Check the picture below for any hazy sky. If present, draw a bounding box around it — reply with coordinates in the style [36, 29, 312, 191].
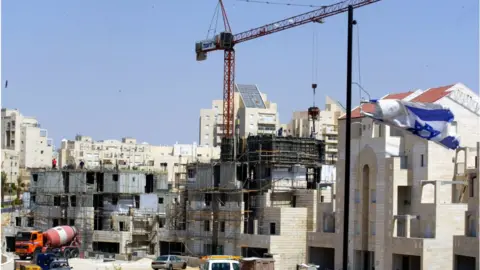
[2, 0, 478, 146]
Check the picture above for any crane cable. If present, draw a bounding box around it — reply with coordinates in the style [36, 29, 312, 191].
[311, 25, 319, 106]
[235, 0, 325, 8]
[206, 2, 222, 39]
[356, 24, 363, 97]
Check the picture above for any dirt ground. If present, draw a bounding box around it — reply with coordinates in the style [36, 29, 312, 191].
[68, 258, 199, 270]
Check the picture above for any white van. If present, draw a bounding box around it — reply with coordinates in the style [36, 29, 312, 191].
[200, 259, 240, 270]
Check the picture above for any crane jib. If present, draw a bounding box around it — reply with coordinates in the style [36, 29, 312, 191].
[233, 0, 381, 44]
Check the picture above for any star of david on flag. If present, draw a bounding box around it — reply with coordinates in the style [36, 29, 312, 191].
[362, 99, 460, 150]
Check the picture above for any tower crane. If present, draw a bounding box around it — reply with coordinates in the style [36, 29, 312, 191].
[195, 0, 381, 142]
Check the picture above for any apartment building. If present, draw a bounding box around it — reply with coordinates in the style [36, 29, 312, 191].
[287, 96, 345, 164]
[308, 82, 480, 270]
[58, 135, 220, 184]
[453, 142, 479, 270]
[199, 84, 280, 147]
[158, 135, 326, 269]
[6, 168, 175, 258]
[1, 108, 54, 183]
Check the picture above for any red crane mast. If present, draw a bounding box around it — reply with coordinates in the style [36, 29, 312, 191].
[195, 0, 381, 140]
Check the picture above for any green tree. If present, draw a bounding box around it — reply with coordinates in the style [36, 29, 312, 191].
[16, 175, 22, 200]
[1, 171, 7, 205]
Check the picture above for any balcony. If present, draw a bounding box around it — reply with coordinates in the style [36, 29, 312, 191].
[258, 117, 276, 125]
[323, 127, 338, 135]
[157, 229, 187, 241]
[307, 232, 336, 248]
[325, 136, 338, 144]
[326, 147, 338, 153]
[393, 214, 435, 239]
[239, 233, 271, 249]
[453, 235, 479, 258]
[92, 231, 131, 243]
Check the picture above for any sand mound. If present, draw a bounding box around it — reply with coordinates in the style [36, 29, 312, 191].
[132, 258, 152, 264]
[68, 258, 199, 270]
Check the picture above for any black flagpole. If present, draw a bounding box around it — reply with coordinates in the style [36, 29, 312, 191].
[342, 5, 356, 270]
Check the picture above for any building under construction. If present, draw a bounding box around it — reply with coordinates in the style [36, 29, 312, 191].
[11, 168, 174, 259]
[161, 135, 328, 269]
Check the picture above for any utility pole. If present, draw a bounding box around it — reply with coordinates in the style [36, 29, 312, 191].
[342, 5, 356, 270]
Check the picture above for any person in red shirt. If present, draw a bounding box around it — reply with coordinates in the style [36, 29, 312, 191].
[52, 158, 57, 169]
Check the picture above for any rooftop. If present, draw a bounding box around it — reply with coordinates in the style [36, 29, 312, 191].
[235, 84, 266, 109]
[339, 83, 458, 120]
[340, 91, 415, 119]
[411, 84, 454, 103]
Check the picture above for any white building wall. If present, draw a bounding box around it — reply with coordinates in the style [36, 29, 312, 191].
[1, 108, 54, 170]
[198, 85, 280, 146]
[2, 149, 20, 183]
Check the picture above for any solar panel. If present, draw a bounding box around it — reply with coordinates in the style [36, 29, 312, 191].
[235, 84, 266, 109]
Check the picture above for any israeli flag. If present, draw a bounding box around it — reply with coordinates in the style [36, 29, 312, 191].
[362, 99, 460, 150]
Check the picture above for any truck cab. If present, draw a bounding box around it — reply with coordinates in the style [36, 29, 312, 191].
[200, 259, 240, 270]
[15, 231, 45, 259]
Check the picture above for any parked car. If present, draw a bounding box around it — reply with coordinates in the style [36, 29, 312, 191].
[151, 255, 187, 270]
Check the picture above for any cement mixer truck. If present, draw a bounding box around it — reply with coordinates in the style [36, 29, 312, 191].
[15, 226, 81, 260]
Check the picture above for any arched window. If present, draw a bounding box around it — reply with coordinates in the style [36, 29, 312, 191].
[363, 165, 370, 184]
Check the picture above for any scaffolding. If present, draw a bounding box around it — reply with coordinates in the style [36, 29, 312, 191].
[163, 135, 326, 257]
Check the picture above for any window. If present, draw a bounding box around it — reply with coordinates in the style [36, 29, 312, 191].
[70, 195, 77, 207]
[53, 196, 60, 206]
[354, 221, 360, 235]
[205, 193, 212, 206]
[27, 217, 34, 227]
[420, 154, 425, 167]
[204, 220, 210, 231]
[374, 123, 382, 138]
[320, 196, 324, 203]
[40, 150, 44, 154]
[16, 217, 21, 226]
[370, 221, 376, 235]
[401, 155, 408, 169]
[119, 221, 126, 231]
[220, 221, 225, 232]
[371, 189, 376, 203]
[69, 219, 75, 226]
[354, 189, 360, 203]
[470, 177, 476, 198]
[158, 197, 164, 204]
[270, 223, 276, 235]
